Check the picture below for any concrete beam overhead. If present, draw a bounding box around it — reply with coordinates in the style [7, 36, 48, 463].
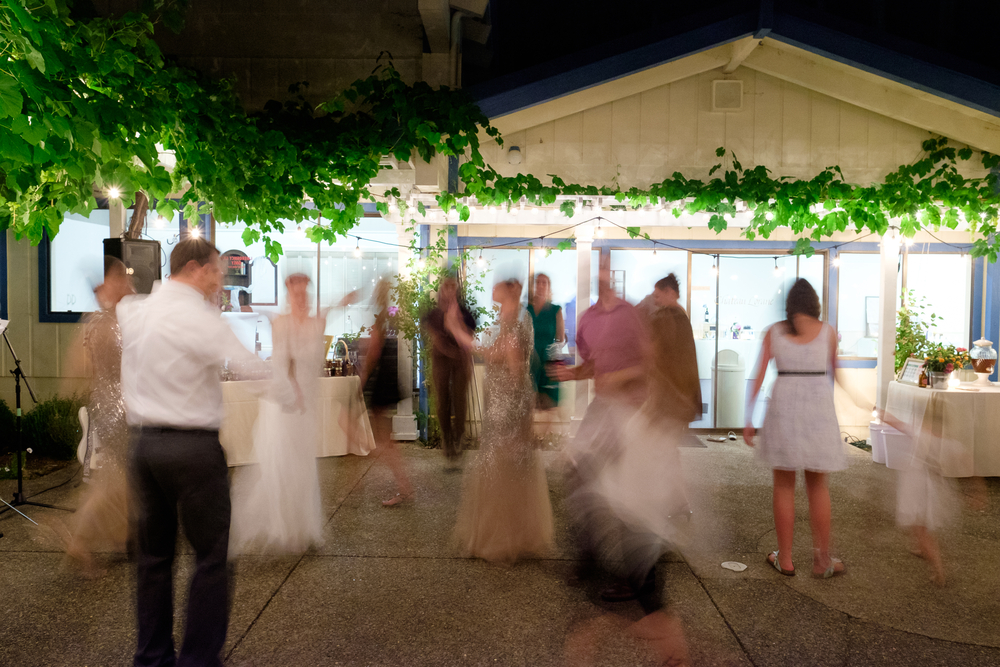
[419, 0, 452, 53]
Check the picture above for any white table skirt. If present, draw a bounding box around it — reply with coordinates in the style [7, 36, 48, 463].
[885, 381, 1000, 477]
[220, 376, 376, 466]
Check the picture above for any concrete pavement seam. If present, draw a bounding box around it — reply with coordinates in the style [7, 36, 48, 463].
[683, 557, 758, 667]
[223, 449, 381, 662]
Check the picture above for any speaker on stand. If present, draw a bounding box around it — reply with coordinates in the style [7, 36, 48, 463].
[103, 238, 162, 294]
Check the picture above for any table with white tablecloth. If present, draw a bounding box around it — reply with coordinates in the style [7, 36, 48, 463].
[884, 380, 1000, 477]
[220, 376, 376, 466]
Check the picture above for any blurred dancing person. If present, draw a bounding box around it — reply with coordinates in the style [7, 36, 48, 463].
[119, 238, 266, 667]
[645, 274, 702, 425]
[423, 276, 475, 466]
[745, 278, 847, 579]
[451, 277, 554, 563]
[879, 409, 956, 586]
[362, 279, 414, 507]
[229, 274, 325, 553]
[555, 255, 651, 596]
[59, 256, 135, 577]
[557, 257, 690, 665]
[526, 273, 565, 411]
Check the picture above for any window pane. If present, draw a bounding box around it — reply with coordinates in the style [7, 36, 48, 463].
[837, 253, 885, 357]
[906, 253, 972, 348]
[213, 218, 398, 358]
[465, 247, 530, 322]
[51, 211, 110, 313]
[609, 249, 688, 309]
[798, 254, 826, 314]
[142, 211, 180, 279]
[532, 247, 577, 354]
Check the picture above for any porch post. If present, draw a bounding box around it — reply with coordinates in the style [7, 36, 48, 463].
[875, 232, 900, 411]
[392, 221, 418, 440]
[574, 231, 593, 422]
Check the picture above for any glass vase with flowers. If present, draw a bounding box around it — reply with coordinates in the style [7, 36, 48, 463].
[923, 343, 971, 388]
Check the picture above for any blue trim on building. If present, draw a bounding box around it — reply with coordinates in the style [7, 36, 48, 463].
[417, 225, 430, 441]
[469, 3, 1000, 121]
[983, 259, 1000, 382]
[0, 229, 7, 321]
[838, 359, 878, 369]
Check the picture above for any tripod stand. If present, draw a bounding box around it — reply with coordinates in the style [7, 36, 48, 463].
[0, 322, 73, 533]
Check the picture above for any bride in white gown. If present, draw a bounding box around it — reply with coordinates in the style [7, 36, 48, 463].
[230, 274, 326, 555]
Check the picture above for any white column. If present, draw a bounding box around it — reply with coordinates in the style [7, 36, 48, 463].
[875, 231, 900, 410]
[574, 232, 593, 423]
[109, 199, 126, 238]
[392, 221, 418, 440]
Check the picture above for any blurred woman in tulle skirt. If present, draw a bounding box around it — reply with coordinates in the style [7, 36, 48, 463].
[451, 277, 554, 564]
[229, 274, 325, 555]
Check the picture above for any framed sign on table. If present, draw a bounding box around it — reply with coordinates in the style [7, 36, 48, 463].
[897, 357, 925, 386]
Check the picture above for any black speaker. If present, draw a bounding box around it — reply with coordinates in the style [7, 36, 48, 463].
[103, 238, 162, 294]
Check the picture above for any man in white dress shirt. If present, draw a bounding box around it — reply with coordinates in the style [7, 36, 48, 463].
[119, 237, 264, 667]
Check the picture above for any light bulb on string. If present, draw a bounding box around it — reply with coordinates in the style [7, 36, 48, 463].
[107, 187, 121, 200]
[476, 250, 485, 267]
[831, 256, 841, 268]
[190, 227, 200, 238]
[353, 238, 362, 258]
[773, 256, 782, 277]
[416, 258, 425, 270]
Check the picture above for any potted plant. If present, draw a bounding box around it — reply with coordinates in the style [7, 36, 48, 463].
[923, 343, 971, 388]
[895, 290, 937, 373]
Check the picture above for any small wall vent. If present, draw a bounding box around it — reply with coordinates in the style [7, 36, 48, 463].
[712, 80, 744, 112]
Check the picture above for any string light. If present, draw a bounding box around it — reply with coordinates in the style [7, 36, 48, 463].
[353, 238, 362, 257]
[107, 187, 121, 199]
[831, 256, 841, 268]
[476, 249, 485, 267]
[190, 227, 200, 238]
[773, 256, 782, 276]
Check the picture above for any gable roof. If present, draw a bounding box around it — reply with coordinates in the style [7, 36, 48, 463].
[469, 1, 1000, 153]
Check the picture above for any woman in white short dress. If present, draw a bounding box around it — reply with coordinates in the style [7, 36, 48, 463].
[745, 278, 847, 579]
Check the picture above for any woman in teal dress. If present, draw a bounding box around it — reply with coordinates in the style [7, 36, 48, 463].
[526, 273, 565, 410]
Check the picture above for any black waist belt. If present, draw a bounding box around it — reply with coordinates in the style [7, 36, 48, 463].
[777, 371, 826, 376]
[136, 426, 220, 436]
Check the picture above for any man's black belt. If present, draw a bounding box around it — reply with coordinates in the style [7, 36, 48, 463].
[777, 371, 827, 376]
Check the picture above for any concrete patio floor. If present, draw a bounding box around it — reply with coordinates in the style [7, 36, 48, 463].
[3, 437, 1000, 666]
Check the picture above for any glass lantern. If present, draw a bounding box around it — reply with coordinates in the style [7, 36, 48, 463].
[971, 339, 997, 386]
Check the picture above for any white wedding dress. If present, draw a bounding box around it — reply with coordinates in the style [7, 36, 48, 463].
[229, 315, 326, 555]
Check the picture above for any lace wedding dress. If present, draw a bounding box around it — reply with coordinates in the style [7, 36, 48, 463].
[230, 315, 326, 555]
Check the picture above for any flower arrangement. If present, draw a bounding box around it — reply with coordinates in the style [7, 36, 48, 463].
[923, 343, 971, 373]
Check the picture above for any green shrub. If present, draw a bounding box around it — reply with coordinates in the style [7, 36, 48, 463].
[21, 395, 86, 460]
[0, 400, 15, 455]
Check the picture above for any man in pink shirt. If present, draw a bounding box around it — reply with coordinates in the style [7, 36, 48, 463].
[556, 255, 655, 601]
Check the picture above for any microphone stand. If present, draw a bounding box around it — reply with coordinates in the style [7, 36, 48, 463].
[0, 325, 74, 531]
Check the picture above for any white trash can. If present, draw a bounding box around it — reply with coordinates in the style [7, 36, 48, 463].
[869, 420, 886, 464]
[713, 349, 746, 428]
